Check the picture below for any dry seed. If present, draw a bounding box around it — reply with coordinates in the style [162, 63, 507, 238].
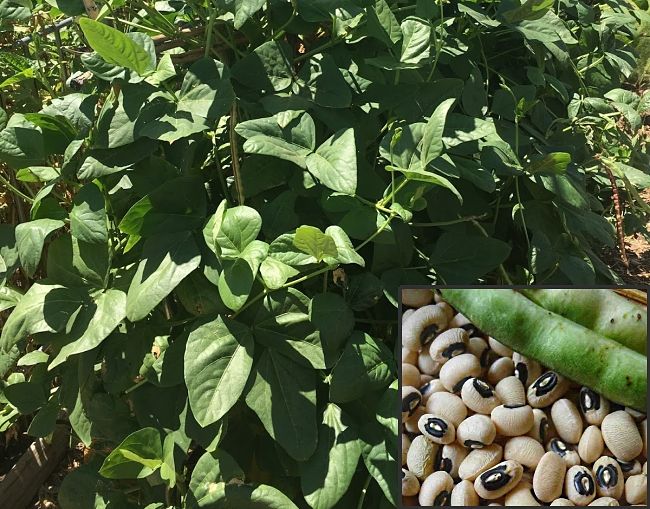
[578, 426, 604, 464]
[402, 469, 420, 496]
[601, 411, 643, 461]
[547, 438, 581, 467]
[418, 349, 442, 376]
[401, 386, 422, 420]
[488, 337, 513, 357]
[504, 480, 541, 506]
[565, 465, 596, 506]
[551, 398, 583, 445]
[401, 433, 411, 466]
[402, 288, 434, 308]
[402, 363, 421, 387]
[402, 304, 448, 350]
[624, 474, 646, 505]
[406, 434, 438, 480]
[528, 408, 550, 444]
[487, 357, 515, 386]
[592, 456, 624, 499]
[459, 444, 504, 481]
[426, 391, 468, 427]
[587, 497, 619, 506]
[439, 353, 482, 393]
[402, 347, 418, 366]
[551, 499, 576, 506]
[451, 479, 480, 506]
[512, 352, 542, 388]
[527, 371, 570, 408]
[430, 327, 469, 363]
[436, 442, 468, 479]
[404, 406, 427, 434]
[468, 336, 491, 368]
[419, 378, 445, 404]
[579, 387, 610, 426]
[491, 404, 534, 437]
[616, 458, 642, 478]
[462, 377, 501, 415]
[418, 413, 456, 445]
[457, 414, 497, 449]
[504, 436, 545, 470]
[418, 470, 454, 506]
[533, 451, 567, 502]
[474, 460, 523, 500]
[495, 376, 526, 407]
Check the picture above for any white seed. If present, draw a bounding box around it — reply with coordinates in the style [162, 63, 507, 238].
[601, 410, 643, 461]
[624, 474, 647, 505]
[402, 304, 448, 351]
[547, 438, 581, 467]
[551, 398, 583, 444]
[491, 404, 534, 437]
[468, 336, 491, 367]
[504, 436, 545, 470]
[534, 451, 567, 502]
[402, 363, 421, 387]
[462, 377, 501, 415]
[418, 470, 454, 506]
[418, 349, 442, 376]
[402, 347, 418, 366]
[527, 371, 570, 408]
[401, 433, 411, 466]
[429, 328, 469, 363]
[578, 425, 604, 464]
[450, 479, 479, 506]
[579, 388, 610, 426]
[437, 442, 468, 479]
[487, 357, 515, 386]
[488, 336, 513, 357]
[496, 376, 526, 407]
[404, 406, 427, 434]
[401, 386, 422, 420]
[402, 288, 434, 308]
[592, 456, 624, 499]
[512, 352, 542, 388]
[418, 413, 456, 445]
[426, 391, 468, 427]
[588, 497, 619, 506]
[402, 308, 415, 323]
[407, 434, 438, 480]
[457, 414, 497, 449]
[550, 498, 576, 506]
[459, 444, 504, 481]
[565, 465, 596, 506]
[439, 353, 482, 393]
[527, 408, 550, 444]
[504, 480, 541, 506]
[474, 460, 523, 500]
[402, 468, 420, 496]
[616, 458, 642, 478]
[419, 378, 445, 404]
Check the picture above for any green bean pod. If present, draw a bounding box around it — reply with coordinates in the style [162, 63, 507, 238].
[520, 289, 647, 355]
[440, 289, 647, 411]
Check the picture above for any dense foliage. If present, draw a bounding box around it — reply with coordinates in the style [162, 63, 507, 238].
[0, 0, 648, 508]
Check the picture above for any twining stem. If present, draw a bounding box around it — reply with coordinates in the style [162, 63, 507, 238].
[273, 8, 296, 40]
[356, 474, 372, 509]
[355, 212, 398, 251]
[205, 7, 217, 58]
[411, 214, 488, 227]
[229, 104, 245, 205]
[599, 156, 629, 269]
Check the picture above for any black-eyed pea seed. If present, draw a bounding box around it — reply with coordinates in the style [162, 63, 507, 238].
[419, 373, 433, 387]
[488, 337, 513, 357]
[402, 363, 421, 387]
[404, 406, 427, 434]
[430, 327, 469, 363]
[451, 479, 479, 506]
[639, 418, 646, 458]
[593, 456, 624, 499]
[474, 460, 523, 500]
[495, 376, 526, 407]
[418, 349, 442, 376]
[462, 377, 501, 415]
[457, 414, 497, 449]
[426, 391, 468, 427]
[601, 411, 643, 461]
[402, 304, 448, 350]
[401, 386, 422, 420]
[504, 436, 545, 470]
[487, 357, 515, 386]
[624, 474, 647, 505]
[437, 301, 455, 322]
[551, 499, 576, 506]
[527, 371, 570, 408]
[491, 404, 534, 437]
[418, 470, 454, 506]
[528, 408, 550, 444]
[504, 480, 541, 506]
[401, 434, 410, 466]
[579, 388, 610, 426]
[578, 425, 604, 464]
[487, 500, 505, 506]
[402, 347, 418, 366]
[547, 438, 581, 467]
[459, 444, 503, 481]
[418, 413, 456, 445]
[512, 352, 542, 388]
[468, 336, 491, 368]
[436, 442, 468, 479]
[401, 288, 434, 308]
[449, 312, 483, 338]
[551, 398, 583, 444]
[588, 497, 619, 506]
[402, 468, 420, 496]
[565, 465, 596, 506]
[533, 451, 567, 502]
[402, 308, 415, 323]
[406, 434, 438, 480]
[419, 378, 445, 405]
[439, 353, 482, 393]
[616, 458, 642, 478]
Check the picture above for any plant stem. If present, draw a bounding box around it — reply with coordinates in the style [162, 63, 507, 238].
[295, 38, 341, 62]
[355, 212, 397, 251]
[411, 214, 488, 227]
[205, 7, 217, 58]
[273, 8, 296, 40]
[356, 474, 372, 509]
[229, 104, 245, 204]
[355, 195, 393, 215]
[0, 173, 34, 203]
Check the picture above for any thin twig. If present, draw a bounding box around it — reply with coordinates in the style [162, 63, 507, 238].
[229, 104, 245, 205]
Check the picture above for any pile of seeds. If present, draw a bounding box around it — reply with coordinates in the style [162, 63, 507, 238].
[401, 289, 648, 507]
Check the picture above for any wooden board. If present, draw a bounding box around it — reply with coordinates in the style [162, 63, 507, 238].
[0, 425, 69, 509]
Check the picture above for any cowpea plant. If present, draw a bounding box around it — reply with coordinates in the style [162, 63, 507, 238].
[0, 0, 648, 507]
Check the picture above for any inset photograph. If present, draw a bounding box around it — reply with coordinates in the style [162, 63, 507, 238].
[400, 287, 647, 507]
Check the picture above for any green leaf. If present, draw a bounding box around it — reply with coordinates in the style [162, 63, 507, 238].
[323, 225, 365, 267]
[421, 98, 456, 168]
[500, 0, 555, 23]
[329, 331, 395, 403]
[177, 58, 234, 122]
[70, 182, 108, 244]
[309, 292, 355, 364]
[58, 467, 137, 509]
[17, 349, 48, 366]
[126, 232, 201, 322]
[4, 381, 47, 413]
[268, 233, 318, 266]
[0, 283, 88, 352]
[400, 17, 431, 65]
[526, 152, 571, 175]
[47, 234, 109, 288]
[387, 165, 463, 203]
[15, 218, 63, 278]
[296, 54, 352, 108]
[187, 450, 244, 509]
[99, 427, 163, 479]
[214, 206, 263, 258]
[49, 289, 126, 370]
[300, 404, 361, 509]
[184, 316, 254, 427]
[253, 288, 325, 369]
[78, 18, 155, 76]
[429, 231, 512, 283]
[26, 397, 60, 438]
[0, 113, 45, 168]
[231, 40, 294, 92]
[186, 482, 299, 508]
[218, 241, 268, 311]
[259, 256, 299, 289]
[293, 226, 338, 262]
[306, 128, 357, 194]
[360, 422, 398, 506]
[245, 349, 317, 461]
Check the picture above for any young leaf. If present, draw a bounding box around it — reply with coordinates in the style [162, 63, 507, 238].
[99, 427, 163, 479]
[420, 97, 456, 168]
[184, 316, 254, 427]
[214, 206, 263, 258]
[293, 226, 338, 263]
[78, 18, 155, 76]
